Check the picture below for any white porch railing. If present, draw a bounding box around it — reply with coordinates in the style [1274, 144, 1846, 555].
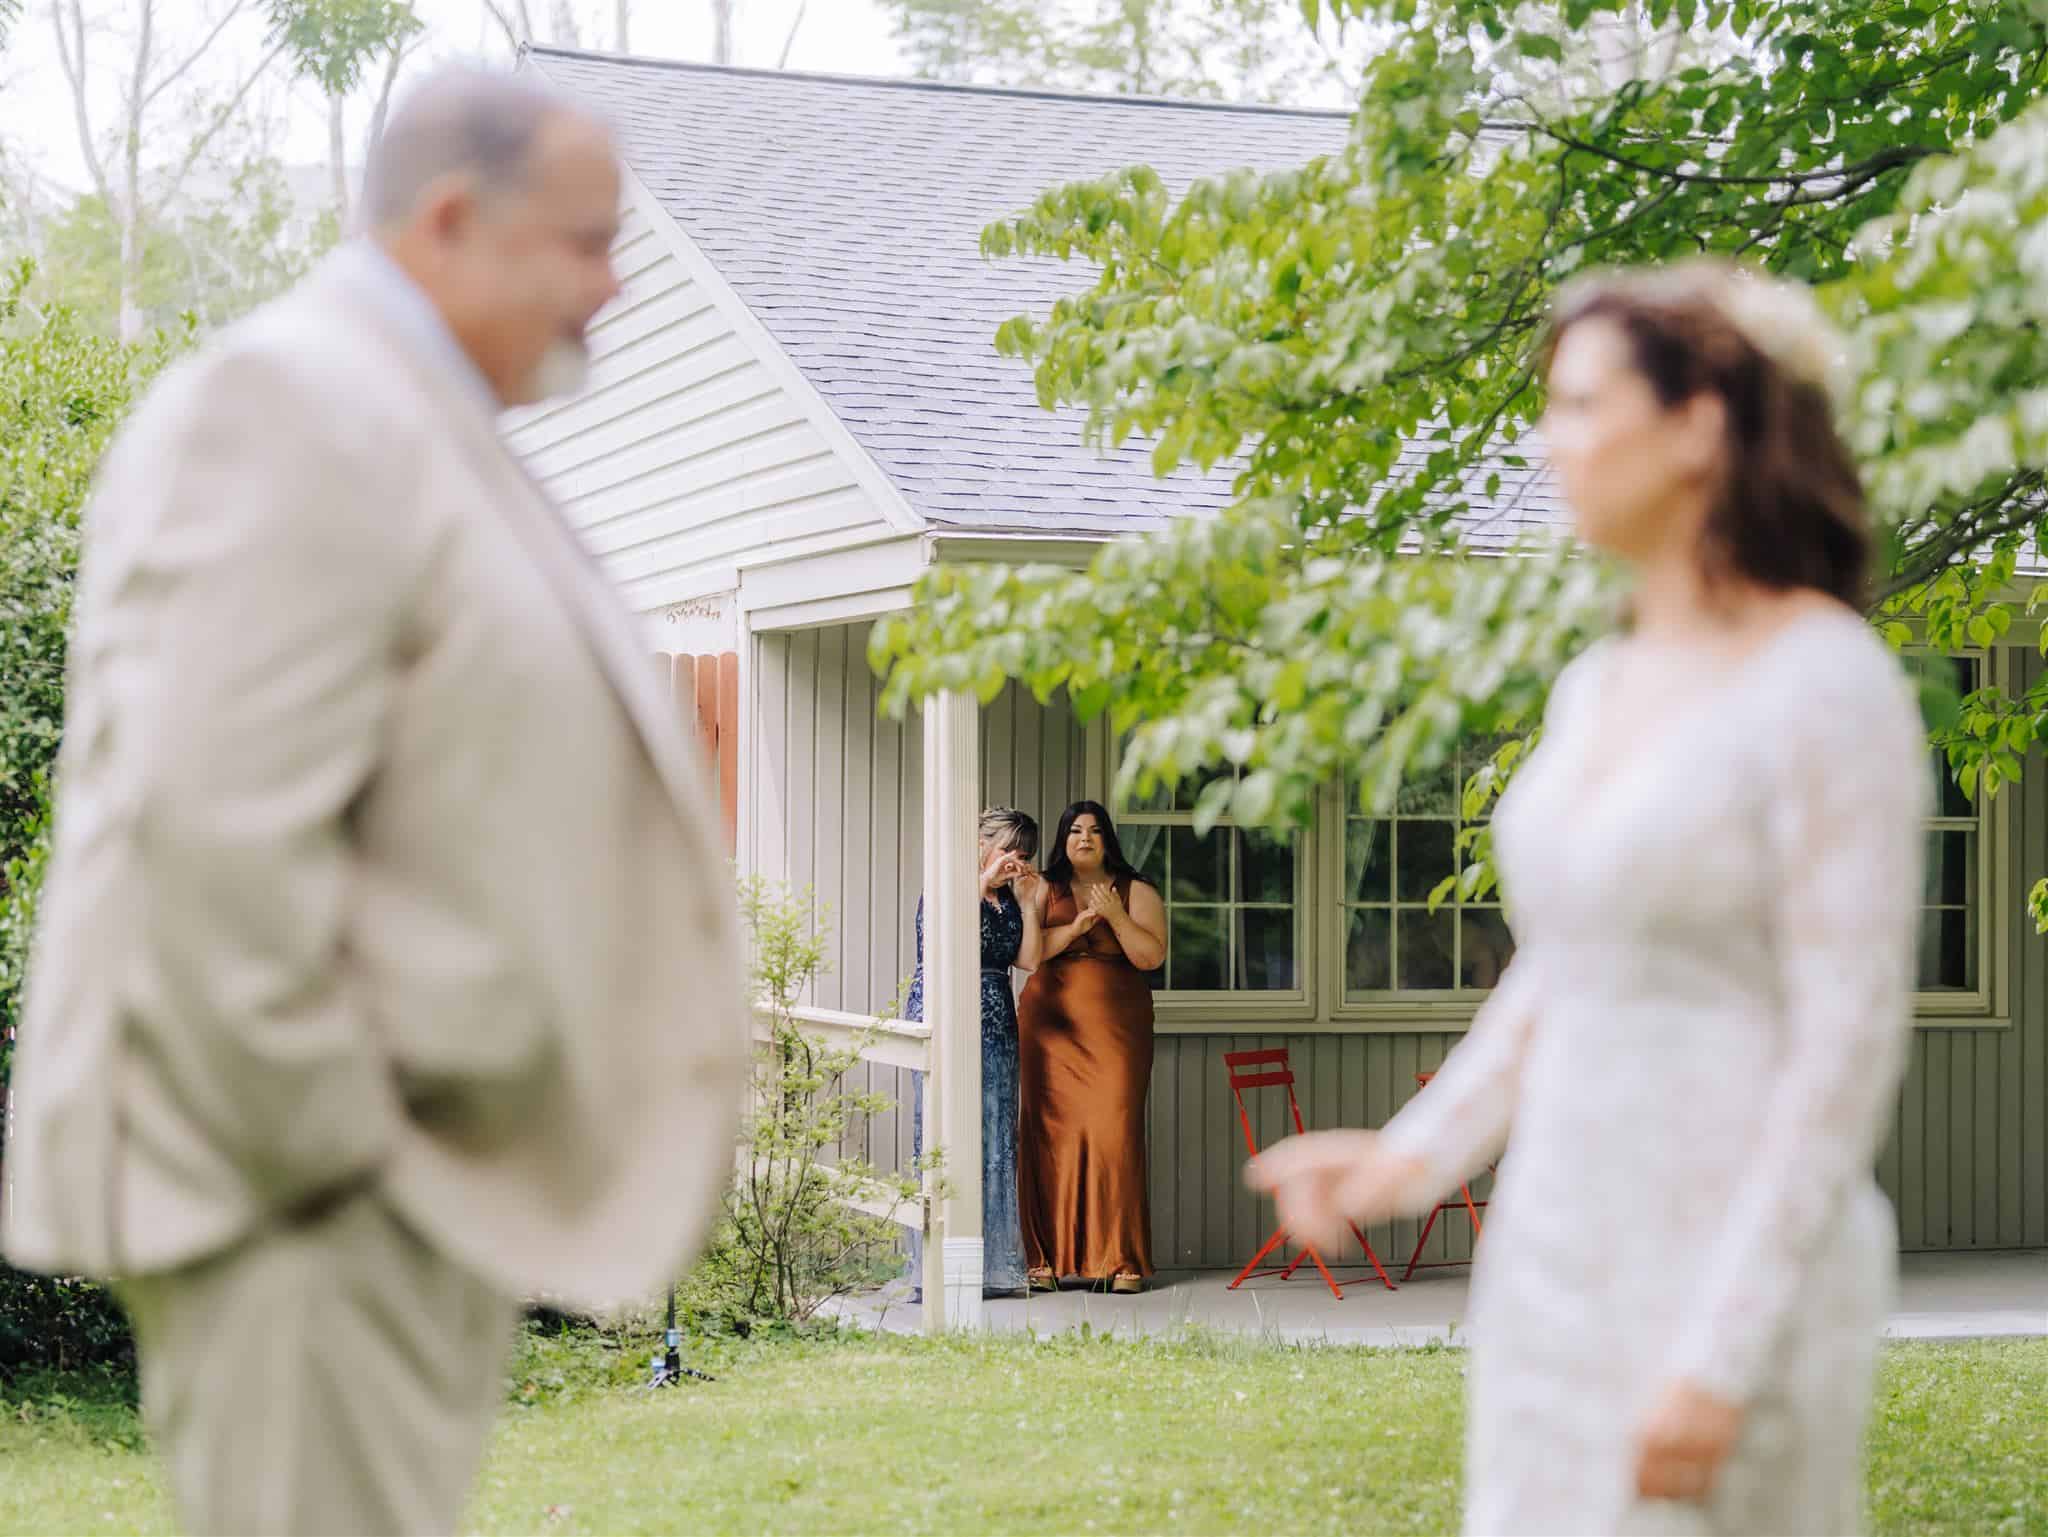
[736, 681, 985, 1333]
[749, 1002, 948, 1326]
[748, 1002, 931, 1229]
[751, 1003, 932, 1075]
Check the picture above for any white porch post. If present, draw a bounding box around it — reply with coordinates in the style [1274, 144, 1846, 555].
[920, 688, 982, 1332]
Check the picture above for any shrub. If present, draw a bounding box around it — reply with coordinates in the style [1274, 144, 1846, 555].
[0, 1273, 133, 1379]
[679, 878, 930, 1332]
[0, 264, 182, 1373]
[0, 263, 185, 1136]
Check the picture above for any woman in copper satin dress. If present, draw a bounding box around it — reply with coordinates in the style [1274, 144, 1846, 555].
[1018, 801, 1168, 1294]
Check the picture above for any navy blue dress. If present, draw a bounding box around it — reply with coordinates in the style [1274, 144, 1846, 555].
[904, 888, 1028, 1296]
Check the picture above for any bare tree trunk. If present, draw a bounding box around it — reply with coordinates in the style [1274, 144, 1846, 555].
[549, 0, 578, 47]
[363, 36, 418, 171]
[118, 0, 157, 342]
[711, 0, 734, 65]
[328, 92, 349, 228]
[777, 0, 805, 68]
[54, 0, 284, 341]
[615, 0, 629, 52]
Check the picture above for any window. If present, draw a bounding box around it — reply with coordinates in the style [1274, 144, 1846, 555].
[1342, 742, 1514, 1000]
[1117, 767, 1303, 995]
[1915, 653, 1988, 998]
[1106, 646, 1998, 1024]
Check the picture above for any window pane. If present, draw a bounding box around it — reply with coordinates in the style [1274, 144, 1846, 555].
[1916, 907, 1976, 993]
[1459, 908, 1516, 989]
[1458, 733, 1520, 820]
[1238, 829, 1296, 904]
[1925, 830, 1976, 909]
[1395, 820, 1457, 904]
[1397, 907, 1456, 990]
[1169, 827, 1226, 903]
[1123, 777, 1173, 815]
[1126, 824, 1167, 891]
[1236, 908, 1297, 991]
[1908, 652, 1977, 694]
[1344, 908, 1392, 992]
[1931, 756, 1974, 820]
[1174, 764, 1235, 814]
[1395, 760, 1457, 818]
[1168, 907, 1226, 991]
[1345, 818, 1391, 903]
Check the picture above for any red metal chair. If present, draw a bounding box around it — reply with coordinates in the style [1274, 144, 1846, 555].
[1400, 1070, 1490, 1281]
[1225, 1047, 1396, 1298]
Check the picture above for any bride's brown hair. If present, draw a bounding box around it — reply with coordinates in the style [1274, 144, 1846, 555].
[1541, 261, 1870, 610]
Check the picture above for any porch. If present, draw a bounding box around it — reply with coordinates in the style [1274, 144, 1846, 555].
[840, 1250, 2048, 1347]
[738, 612, 2048, 1337]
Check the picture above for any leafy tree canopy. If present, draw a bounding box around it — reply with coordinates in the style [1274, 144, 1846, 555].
[872, 0, 2048, 873]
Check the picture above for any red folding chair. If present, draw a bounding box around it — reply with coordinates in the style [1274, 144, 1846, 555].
[1226, 1048, 1396, 1297]
[1400, 1070, 1490, 1281]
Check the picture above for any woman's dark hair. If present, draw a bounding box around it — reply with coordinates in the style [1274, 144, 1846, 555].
[1541, 263, 1869, 610]
[1041, 800, 1150, 891]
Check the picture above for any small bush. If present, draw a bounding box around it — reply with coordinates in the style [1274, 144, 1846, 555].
[678, 878, 928, 1332]
[0, 1272, 133, 1379]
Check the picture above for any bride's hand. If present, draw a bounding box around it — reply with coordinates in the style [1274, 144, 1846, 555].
[1634, 1380, 1744, 1504]
[1244, 1130, 1431, 1254]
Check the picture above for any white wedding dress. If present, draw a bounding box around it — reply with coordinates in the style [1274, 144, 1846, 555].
[1381, 607, 1929, 1535]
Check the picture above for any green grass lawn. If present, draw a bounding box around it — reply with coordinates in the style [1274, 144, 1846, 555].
[3, 1328, 2043, 1535]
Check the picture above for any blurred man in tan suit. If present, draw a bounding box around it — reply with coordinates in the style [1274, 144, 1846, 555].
[0, 66, 748, 1536]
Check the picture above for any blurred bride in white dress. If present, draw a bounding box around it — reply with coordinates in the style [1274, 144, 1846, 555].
[1253, 261, 1928, 1536]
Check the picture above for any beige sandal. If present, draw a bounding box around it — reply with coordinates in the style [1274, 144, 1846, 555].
[1110, 1273, 1143, 1295]
[1028, 1268, 1057, 1292]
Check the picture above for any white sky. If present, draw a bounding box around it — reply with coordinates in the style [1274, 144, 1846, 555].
[3, 0, 912, 197]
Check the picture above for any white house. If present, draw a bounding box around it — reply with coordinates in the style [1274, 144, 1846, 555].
[510, 47, 2048, 1327]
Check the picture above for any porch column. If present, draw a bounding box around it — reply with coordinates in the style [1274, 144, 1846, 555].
[920, 688, 982, 1332]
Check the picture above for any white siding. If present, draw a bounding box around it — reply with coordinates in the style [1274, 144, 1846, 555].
[752, 621, 1096, 1176]
[503, 202, 897, 615]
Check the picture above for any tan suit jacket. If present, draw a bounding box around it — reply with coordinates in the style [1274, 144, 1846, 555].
[1, 249, 748, 1310]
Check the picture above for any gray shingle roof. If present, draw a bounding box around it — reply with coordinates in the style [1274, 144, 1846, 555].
[528, 48, 1564, 542]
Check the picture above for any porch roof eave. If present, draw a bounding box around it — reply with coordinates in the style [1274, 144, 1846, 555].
[921, 528, 1128, 570]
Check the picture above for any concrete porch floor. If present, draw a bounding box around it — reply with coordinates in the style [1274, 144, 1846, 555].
[847, 1250, 2047, 1346]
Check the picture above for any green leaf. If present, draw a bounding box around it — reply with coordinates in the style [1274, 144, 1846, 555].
[1193, 774, 1237, 836]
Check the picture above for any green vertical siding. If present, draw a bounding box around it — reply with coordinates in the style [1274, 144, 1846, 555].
[760, 624, 2048, 1261]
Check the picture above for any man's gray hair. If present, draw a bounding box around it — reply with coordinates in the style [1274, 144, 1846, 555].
[361, 65, 586, 229]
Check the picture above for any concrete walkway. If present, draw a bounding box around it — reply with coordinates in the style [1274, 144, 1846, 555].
[846, 1250, 2046, 1347]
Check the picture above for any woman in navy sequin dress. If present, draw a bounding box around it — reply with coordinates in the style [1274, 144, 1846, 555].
[906, 807, 1043, 1298]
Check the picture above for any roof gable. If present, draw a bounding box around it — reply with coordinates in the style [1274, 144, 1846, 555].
[530, 49, 1562, 546]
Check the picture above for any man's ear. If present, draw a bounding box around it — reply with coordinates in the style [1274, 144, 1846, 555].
[416, 173, 480, 246]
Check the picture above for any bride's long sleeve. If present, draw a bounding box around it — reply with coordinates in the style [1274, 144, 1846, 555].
[1377, 952, 1543, 1211]
[1371, 643, 1604, 1213]
[1666, 647, 1929, 1405]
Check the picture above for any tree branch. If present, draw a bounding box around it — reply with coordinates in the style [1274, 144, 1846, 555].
[152, 38, 291, 219]
[363, 31, 426, 170]
[142, 0, 251, 111]
[777, 0, 807, 69]
[51, 0, 111, 207]
[480, 0, 522, 49]
[1536, 127, 1935, 194]
[1876, 474, 2048, 609]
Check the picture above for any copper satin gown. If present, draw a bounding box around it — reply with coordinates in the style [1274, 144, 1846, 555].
[1017, 877, 1155, 1279]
